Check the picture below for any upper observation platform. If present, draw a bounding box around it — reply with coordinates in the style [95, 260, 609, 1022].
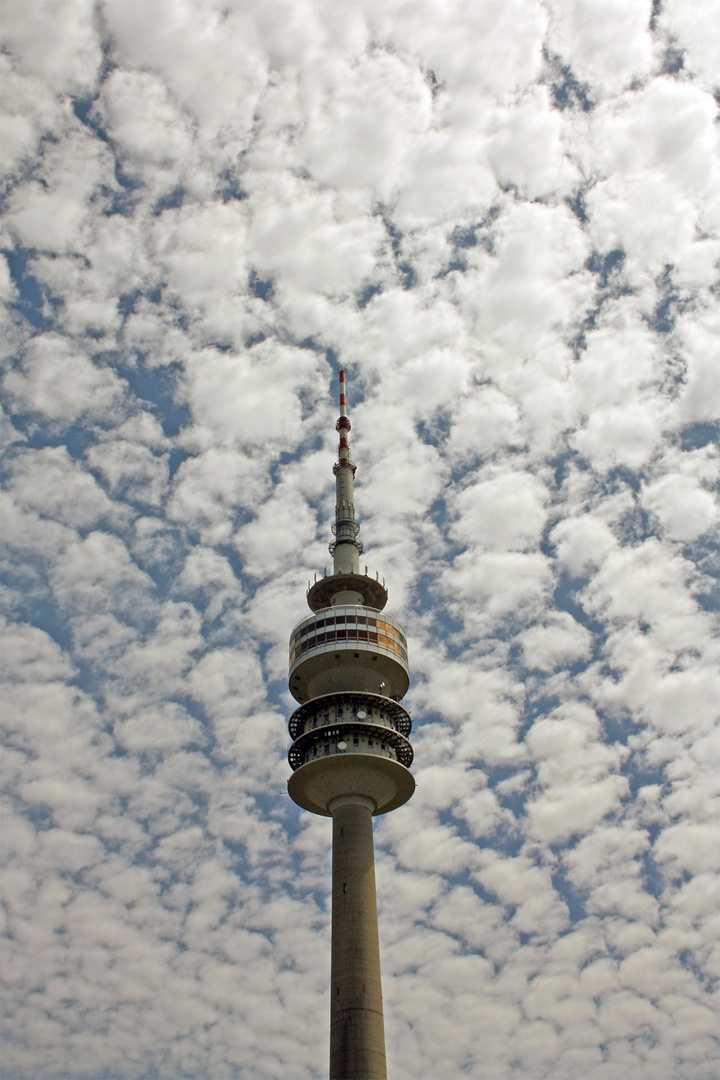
[289, 605, 409, 703]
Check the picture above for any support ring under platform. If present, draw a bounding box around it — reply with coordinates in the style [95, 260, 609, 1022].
[288, 754, 415, 817]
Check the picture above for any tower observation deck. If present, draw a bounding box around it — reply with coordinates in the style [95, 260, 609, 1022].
[287, 370, 415, 1080]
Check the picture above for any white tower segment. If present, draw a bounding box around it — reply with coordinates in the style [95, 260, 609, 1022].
[287, 371, 415, 1080]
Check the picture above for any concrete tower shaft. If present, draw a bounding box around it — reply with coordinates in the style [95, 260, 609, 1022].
[330, 802, 386, 1080]
[287, 371, 414, 1080]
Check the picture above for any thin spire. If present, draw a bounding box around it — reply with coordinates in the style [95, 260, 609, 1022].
[335, 369, 352, 470]
[330, 369, 362, 570]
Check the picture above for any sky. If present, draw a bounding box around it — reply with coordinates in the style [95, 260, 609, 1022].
[1, 1, 719, 1078]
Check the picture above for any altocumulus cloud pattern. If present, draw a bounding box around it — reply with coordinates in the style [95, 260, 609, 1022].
[1, 2, 719, 1078]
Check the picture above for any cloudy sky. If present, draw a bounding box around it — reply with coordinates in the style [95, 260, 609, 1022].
[1, 1, 719, 1078]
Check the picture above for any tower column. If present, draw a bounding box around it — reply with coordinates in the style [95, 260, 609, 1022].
[287, 370, 413, 1079]
[330, 799, 387, 1080]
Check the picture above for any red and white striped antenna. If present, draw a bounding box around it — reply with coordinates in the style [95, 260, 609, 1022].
[330, 368, 362, 563]
[336, 369, 352, 471]
[339, 369, 347, 418]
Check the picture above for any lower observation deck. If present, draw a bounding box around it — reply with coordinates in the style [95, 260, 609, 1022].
[289, 724, 413, 770]
[288, 692, 414, 770]
[287, 690, 414, 816]
[289, 692, 411, 740]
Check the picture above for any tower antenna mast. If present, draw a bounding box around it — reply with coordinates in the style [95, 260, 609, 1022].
[287, 370, 415, 1080]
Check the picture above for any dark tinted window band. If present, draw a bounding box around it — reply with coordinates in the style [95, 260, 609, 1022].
[290, 635, 408, 664]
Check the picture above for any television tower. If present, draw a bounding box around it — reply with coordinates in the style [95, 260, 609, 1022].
[287, 370, 415, 1080]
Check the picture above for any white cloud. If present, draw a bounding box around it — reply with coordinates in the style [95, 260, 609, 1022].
[234, 484, 317, 580]
[97, 69, 195, 175]
[487, 88, 579, 198]
[547, 0, 654, 92]
[178, 546, 244, 621]
[104, 0, 268, 140]
[584, 539, 700, 628]
[181, 341, 323, 452]
[591, 79, 719, 202]
[5, 129, 117, 254]
[675, 306, 720, 423]
[446, 384, 522, 462]
[86, 438, 170, 507]
[443, 549, 553, 623]
[152, 201, 251, 311]
[0, 0, 101, 96]
[469, 202, 592, 355]
[642, 471, 718, 542]
[524, 703, 629, 843]
[654, 822, 720, 878]
[113, 702, 205, 754]
[586, 173, 698, 279]
[564, 825, 658, 921]
[245, 171, 386, 297]
[3, 333, 124, 423]
[450, 468, 548, 551]
[572, 400, 664, 472]
[570, 305, 659, 414]
[298, 51, 432, 195]
[550, 514, 618, 578]
[372, 0, 547, 97]
[519, 611, 593, 672]
[6, 446, 119, 528]
[658, 0, 720, 88]
[476, 851, 569, 937]
[392, 121, 498, 227]
[0, 55, 68, 179]
[50, 531, 152, 624]
[1, 617, 75, 685]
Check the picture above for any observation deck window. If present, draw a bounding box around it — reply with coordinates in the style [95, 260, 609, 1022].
[290, 609, 408, 664]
